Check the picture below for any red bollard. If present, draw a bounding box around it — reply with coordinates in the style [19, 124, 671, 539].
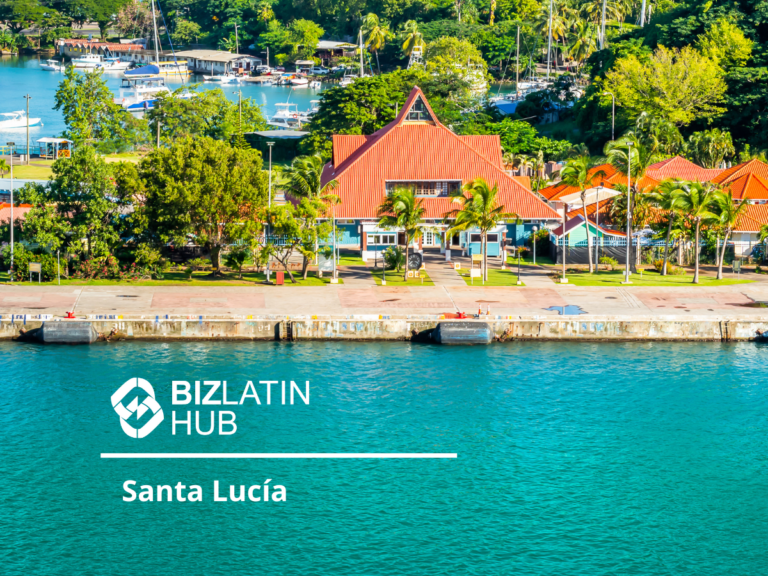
[276, 271, 284, 285]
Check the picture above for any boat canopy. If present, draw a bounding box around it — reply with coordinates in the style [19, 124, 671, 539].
[37, 138, 73, 144]
[125, 64, 160, 77]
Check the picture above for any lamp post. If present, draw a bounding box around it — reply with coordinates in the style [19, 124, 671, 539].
[8, 149, 13, 282]
[516, 250, 522, 285]
[603, 91, 615, 141]
[594, 183, 603, 268]
[233, 89, 242, 126]
[623, 142, 633, 284]
[23, 95, 31, 165]
[266, 141, 274, 282]
[532, 225, 538, 265]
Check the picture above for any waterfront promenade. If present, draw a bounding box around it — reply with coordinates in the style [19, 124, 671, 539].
[3, 279, 768, 318]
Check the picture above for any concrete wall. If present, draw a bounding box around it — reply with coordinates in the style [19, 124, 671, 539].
[3, 316, 768, 342]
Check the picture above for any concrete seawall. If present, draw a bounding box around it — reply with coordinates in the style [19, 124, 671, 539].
[2, 315, 768, 342]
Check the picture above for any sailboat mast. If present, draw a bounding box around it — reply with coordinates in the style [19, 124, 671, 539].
[516, 25, 520, 98]
[546, 0, 553, 80]
[600, 0, 607, 49]
[151, 0, 160, 62]
[359, 28, 364, 77]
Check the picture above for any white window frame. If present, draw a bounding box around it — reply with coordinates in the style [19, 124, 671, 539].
[368, 233, 397, 246]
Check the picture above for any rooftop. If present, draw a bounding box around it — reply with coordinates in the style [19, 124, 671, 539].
[174, 50, 259, 63]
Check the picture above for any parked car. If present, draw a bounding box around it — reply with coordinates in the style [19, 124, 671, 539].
[330, 65, 346, 73]
[275, 66, 285, 72]
[310, 66, 329, 75]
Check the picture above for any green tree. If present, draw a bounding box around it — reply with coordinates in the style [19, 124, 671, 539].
[12, 182, 71, 252]
[171, 19, 202, 45]
[224, 245, 250, 279]
[148, 87, 267, 144]
[282, 154, 340, 278]
[696, 18, 753, 69]
[677, 182, 718, 284]
[362, 13, 390, 73]
[684, 128, 735, 169]
[289, 18, 324, 61]
[54, 67, 129, 144]
[560, 155, 607, 273]
[377, 187, 425, 281]
[135, 137, 268, 273]
[713, 190, 749, 279]
[0, 0, 45, 33]
[444, 178, 515, 282]
[425, 37, 488, 89]
[634, 112, 684, 157]
[647, 180, 685, 276]
[399, 20, 424, 58]
[114, 1, 153, 39]
[0, 158, 8, 177]
[604, 45, 727, 126]
[42, 147, 132, 259]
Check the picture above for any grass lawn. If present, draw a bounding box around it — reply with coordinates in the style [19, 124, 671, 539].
[508, 254, 557, 267]
[337, 253, 366, 266]
[8, 163, 53, 179]
[1, 270, 342, 286]
[101, 153, 143, 164]
[373, 269, 434, 286]
[457, 268, 524, 286]
[558, 269, 754, 287]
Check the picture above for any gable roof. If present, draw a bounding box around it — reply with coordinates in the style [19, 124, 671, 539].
[540, 163, 660, 202]
[712, 159, 768, 185]
[551, 214, 626, 238]
[321, 86, 559, 220]
[728, 173, 768, 201]
[734, 203, 768, 232]
[646, 156, 723, 182]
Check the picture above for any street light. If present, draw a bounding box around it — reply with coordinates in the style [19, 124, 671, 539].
[603, 91, 615, 141]
[8, 147, 13, 282]
[23, 94, 31, 165]
[266, 141, 274, 282]
[533, 225, 538, 265]
[623, 142, 633, 284]
[595, 183, 603, 271]
[233, 90, 242, 126]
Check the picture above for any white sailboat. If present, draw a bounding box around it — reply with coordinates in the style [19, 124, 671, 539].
[40, 59, 66, 72]
[71, 53, 103, 69]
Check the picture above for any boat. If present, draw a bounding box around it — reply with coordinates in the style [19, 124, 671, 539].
[267, 103, 303, 129]
[290, 76, 309, 86]
[71, 53, 103, 69]
[0, 111, 42, 129]
[153, 60, 190, 77]
[115, 72, 193, 113]
[309, 80, 322, 89]
[298, 100, 321, 123]
[339, 72, 356, 88]
[203, 72, 239, 84]
[256, 64, 274, 75]
[98, 57, 132, 71]
[40, 59, 66, 72]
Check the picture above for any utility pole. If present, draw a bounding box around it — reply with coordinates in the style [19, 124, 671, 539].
[234, 23, 239, 54]
[156, 121, 161, 148]
[237, 90, 242, 125]
[266, 142, 274, 283]
[359, 28, 364, 77]
[23, 95, 32, 165]
[546, 0, 553, 80]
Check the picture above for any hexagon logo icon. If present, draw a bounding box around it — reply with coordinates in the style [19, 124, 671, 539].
[111, 378, 164, 438]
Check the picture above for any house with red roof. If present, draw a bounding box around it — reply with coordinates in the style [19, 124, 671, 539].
[320, 86, 560, 260]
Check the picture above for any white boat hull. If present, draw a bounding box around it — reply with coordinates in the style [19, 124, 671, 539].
[0, 118, 42, 129]
[40, 64, 65, 72]
[203, 75, 238, 83]
[290, 78, 309, 86]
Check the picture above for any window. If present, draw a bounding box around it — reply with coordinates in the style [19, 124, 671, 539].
[386, 181, 460, 198]
[405, 96, 433, 122]
[470, 234, 499, 243]
[368, 234, 396, 246]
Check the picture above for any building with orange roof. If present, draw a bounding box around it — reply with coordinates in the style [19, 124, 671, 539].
[730, 203, 768, 257]
[646, 156, 723, 182]
[708, 159, 768, 204]
[320, 86, 560, 260]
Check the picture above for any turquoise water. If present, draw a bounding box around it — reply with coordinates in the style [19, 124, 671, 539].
[0, 56, 321, 145]
[2, 340, 767, 574]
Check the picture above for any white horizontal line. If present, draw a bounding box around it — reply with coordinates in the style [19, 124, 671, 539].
[101, 453, 457, 459]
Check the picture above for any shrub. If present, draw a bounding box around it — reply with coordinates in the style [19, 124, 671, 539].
[653, 259, 686, 275]
[599, 256, 619, 270]
[224, 246, 250, 278]
[1, 244, 61, 282]
[383, 246, 405, 271]
[72, 255, 143, 281]
[188, 257, 210, 269]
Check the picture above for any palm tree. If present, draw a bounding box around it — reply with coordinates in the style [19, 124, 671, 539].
[400, 20, 425, 58]
[567, 21, 597, 74]
[560, 155, 607, 273]
[685, 129, 736, 169]
[605, 137, 658, 270]
[713, 191, 749, 279]
[677, 182, 718, 284]
[282, 154, 340, 279]
[647, 180, 684, 275]
[362, 13, 389, 74]
[444, 178, 516, 282]
[0, 158, 9, 177]
[377, 187, 426, 281]
[634, 113, 683, 157]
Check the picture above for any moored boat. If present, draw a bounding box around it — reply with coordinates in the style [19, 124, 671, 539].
[40, 59, 66, 72]
[0, 111, 42, 129]
[71, 53, 103, 69]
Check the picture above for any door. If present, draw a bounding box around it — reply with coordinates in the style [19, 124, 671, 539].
[424, 231, 435, 247]
[398, 232, 406, 246]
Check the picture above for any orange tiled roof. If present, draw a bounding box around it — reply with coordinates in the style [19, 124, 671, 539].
[727, 173, 768, 201]
[566, 198, 612, 220]
[510, 175, 531, 190]
[0, 203, 33, 222]
[61, 40, 144, 51]
[712, 159, 768, 185]
[551, 214, 626, 237]
[541, 164, 659, 201]
[321, 87, 560, 220]
[646, 156, 723, 182]
[734, 203, 768, 232]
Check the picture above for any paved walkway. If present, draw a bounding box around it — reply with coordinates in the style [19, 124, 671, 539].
[422, 250, 465, 286]
[3, 281, 768, 319]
